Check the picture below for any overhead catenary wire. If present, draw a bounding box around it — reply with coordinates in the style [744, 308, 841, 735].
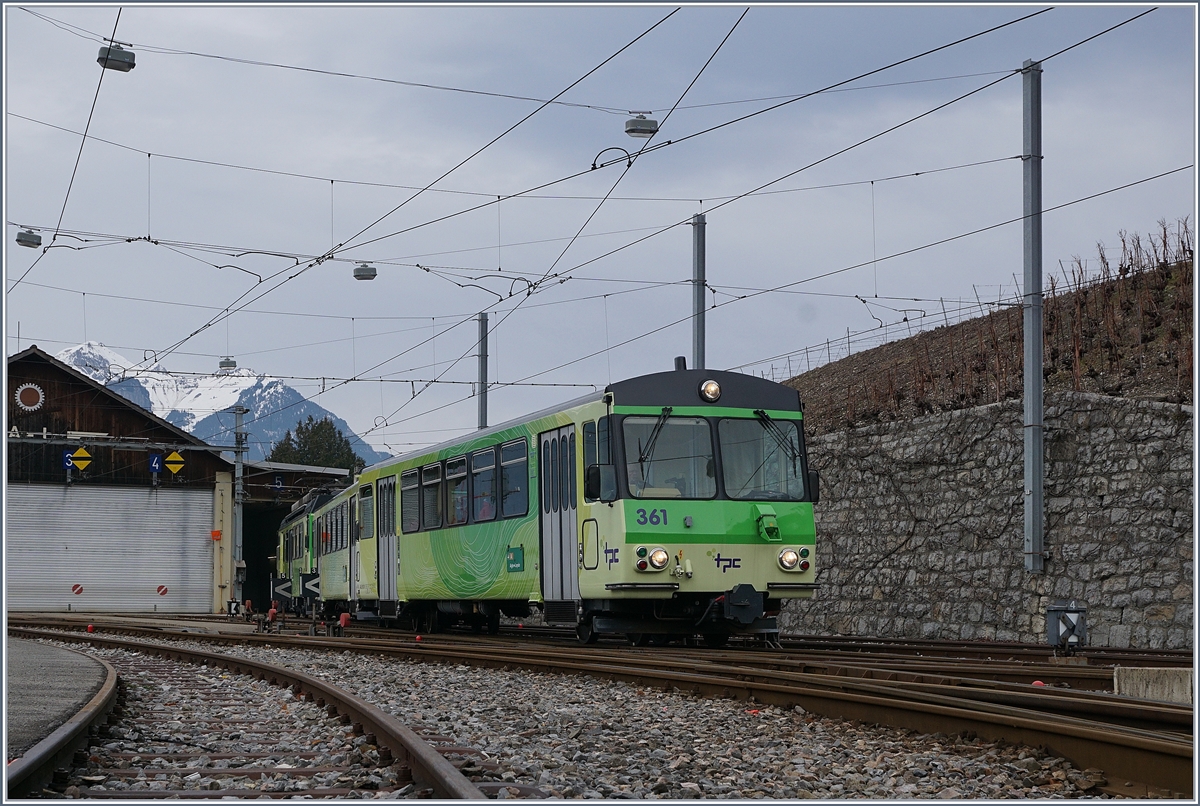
[10, 8, 123, 292]
[14, 7, 1176, 446]
[96, 11, 1171, 412]
[328, 8, 1054, 259]
[81, 4, 1059, 375]
[6, 112, 1021, 205]
[7, 152, 1019, 288]
[364, 8, 749, 439]
[106, 9, 683, 380]
[17, 6, 1025, 118]
[496, 165, 1192, 390]
[91, 164, 1190, 451]
[504, 6, 1166, 292]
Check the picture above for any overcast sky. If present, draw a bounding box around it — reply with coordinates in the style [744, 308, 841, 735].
[4, 3, 1195, 456]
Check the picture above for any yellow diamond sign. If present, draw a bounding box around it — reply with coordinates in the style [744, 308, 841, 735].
[165, 451, 184, 474]
[71, 447, 91, 471]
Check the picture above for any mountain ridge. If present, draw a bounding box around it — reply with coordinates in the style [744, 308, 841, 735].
[56, 342, 391, 466]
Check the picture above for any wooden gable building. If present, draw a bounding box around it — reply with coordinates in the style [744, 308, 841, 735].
[6, 346, 235, 613]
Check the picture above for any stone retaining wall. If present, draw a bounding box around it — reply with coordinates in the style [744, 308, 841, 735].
[780, 392, 1193, 649]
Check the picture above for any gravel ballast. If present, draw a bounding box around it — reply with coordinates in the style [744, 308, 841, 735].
[34, 638, 1114, 799]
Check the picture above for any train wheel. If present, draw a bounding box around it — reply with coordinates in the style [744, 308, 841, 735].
[702, 633, 729, 648]
[422, 609, 441, 634]
[648, 634, 672, 647]
[576, 616, 598, 645]
[625, 633, 649, 647]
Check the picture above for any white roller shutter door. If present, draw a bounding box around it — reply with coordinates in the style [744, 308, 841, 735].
[6, 484, 214, 613]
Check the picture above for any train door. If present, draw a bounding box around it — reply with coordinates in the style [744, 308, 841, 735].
[349, 493, 360, 607]
[539, 425, 579, 622]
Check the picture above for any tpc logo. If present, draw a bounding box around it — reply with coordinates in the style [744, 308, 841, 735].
[713, 553, 741, 573]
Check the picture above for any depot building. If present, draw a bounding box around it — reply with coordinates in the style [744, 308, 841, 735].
[5, 346, 349, 613]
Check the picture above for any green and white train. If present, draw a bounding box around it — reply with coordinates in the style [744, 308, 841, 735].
[276, 366, 819, 644]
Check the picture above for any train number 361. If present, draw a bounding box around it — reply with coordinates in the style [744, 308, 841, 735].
[635, 508, 668, 526]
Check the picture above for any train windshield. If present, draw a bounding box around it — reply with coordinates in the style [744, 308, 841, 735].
[622, 415, 716, 499]
[718, 417, 806, 501]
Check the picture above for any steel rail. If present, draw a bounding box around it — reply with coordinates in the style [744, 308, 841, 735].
[5, 647, 121, 799]
[12, 622, 1191, 796]
[19, 620, 1185, 729]
[7, 629, 483, 799]
[777, 634, 1195, 666]
[10, 619, 1189, 732]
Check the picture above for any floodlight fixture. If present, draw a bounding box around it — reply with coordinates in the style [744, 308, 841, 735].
[98, 43, 135, 72]
[625, 113, 658, 138]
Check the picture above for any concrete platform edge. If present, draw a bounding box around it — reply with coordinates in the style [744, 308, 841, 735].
[5, 646, 120, 799]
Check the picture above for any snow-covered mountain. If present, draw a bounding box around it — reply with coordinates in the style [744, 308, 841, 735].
[56, 342, 391, 465]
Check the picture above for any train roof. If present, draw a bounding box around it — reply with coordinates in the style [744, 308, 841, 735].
[359, 368, 801, 479]
[359, 386, 605, 475]
[607, 368, 802, 411]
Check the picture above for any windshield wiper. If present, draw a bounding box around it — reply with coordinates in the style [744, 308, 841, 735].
[754, 409, 799, 472]
[638, 406, 673, 476]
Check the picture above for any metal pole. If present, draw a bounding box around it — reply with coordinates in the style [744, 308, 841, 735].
[478, 312, 488, 430]
[233, 406, 248, 600]
[1022, 59, 1044, 573]
[692, 213, 706, 370]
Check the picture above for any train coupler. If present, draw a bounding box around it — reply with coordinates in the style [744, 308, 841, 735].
[722, 583, 765, 624]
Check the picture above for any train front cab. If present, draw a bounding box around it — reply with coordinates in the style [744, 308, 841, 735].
[564, 369, 819, 645]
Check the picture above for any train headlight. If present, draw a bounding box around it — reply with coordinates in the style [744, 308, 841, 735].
[648, 548, 670, 570]
[779, 548, 800, 570]
[799, 560, 810, 571]
[799, 547, 809, 559]
[698, 379, 721, 403]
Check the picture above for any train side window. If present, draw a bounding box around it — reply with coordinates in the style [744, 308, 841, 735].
[422, 463, 443, 530]
[559, 434, 570, 511]
[446, 456, 469, 526]
[541, 441, 551, 514]
[339, 503, 347, 550]
[400, 469, 419, 533]
[550, 436, 560, 512]
[378, 476, 397, 538]
[472, 449, 497, 522]
[569, 432, 577, 510]
[501, 439, 528, 518]
[340, 503, 347, 550]
[583, 421, 597, 467]
[583, 422, 598, 503]
[597, 416, 610, 464]
[359, 485, 375, 540]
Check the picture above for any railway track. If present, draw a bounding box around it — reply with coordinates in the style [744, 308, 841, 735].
[6, 633, 487, 799]
[9, 619, 1192, 797]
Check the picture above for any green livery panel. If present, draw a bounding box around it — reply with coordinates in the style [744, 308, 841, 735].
[288, 368, 821, 637]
